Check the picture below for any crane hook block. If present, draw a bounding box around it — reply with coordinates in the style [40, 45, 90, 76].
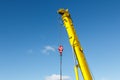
[58, 45, 63, 56]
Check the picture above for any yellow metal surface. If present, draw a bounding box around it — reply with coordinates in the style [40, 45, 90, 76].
[74, 65, 79, 80]
[58, 9, 93, 80]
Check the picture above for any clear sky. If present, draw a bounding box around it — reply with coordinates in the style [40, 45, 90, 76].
[0, 0, 120, 80]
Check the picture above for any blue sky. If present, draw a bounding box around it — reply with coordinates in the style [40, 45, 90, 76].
[0, 0, 120, 80]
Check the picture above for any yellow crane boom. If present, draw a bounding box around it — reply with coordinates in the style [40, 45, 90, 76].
[58, 9, 93, 80]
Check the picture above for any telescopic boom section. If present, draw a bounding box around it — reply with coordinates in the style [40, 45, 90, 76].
[58, 9, 93, 80]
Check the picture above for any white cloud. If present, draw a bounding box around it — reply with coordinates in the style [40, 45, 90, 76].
[42, 45, 56, 55]
[100, 77, 110, 80]
[45, 74, 71, 80]
[101, 77, 109, 80]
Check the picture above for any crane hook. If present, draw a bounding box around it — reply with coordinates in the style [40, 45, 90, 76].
[58, 45, 64, 56]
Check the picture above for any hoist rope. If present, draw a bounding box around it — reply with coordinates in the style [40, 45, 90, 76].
[71, 39, 78, 66]
[57, 13, 65, 46]
[57, 12, 66, 80]
[72, 49, 77, 67]
[58, 45, 63, 80]
[60, 55, 62, 80]
[57, 14, 63, 80]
